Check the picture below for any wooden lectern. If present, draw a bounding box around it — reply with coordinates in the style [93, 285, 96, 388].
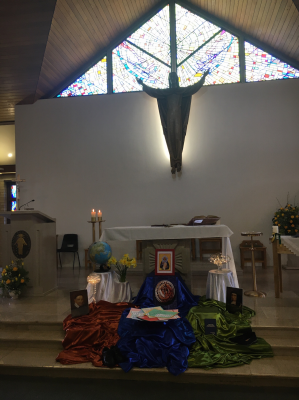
[0, 211, 57, 296]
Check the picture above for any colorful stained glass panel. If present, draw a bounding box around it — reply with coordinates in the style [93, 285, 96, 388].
[245, 42, 299, 82]
[11, 201, 17, 211]
[176, 4, 222, 64]
[177, 31, 240, 87]
[11, 185, 16, 199]
[57, 57, 107, 97]
[128, 5, 170, 65]
[112, 41, 170, 93]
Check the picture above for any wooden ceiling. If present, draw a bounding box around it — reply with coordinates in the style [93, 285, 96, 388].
[1, 0, 299, 123]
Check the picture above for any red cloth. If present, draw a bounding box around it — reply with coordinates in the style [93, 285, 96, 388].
[56, 300, 135, 367]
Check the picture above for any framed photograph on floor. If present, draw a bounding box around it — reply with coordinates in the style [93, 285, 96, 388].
[226, 287, 243, 314]
[70, 289, 89, 318]
[155, 249, 175, 275]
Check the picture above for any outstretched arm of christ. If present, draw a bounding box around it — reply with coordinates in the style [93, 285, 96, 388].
[136, 78, 167, 99]
[180, 69, 209, 97]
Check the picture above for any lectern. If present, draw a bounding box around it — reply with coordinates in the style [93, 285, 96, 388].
[0, 211, 57, 296]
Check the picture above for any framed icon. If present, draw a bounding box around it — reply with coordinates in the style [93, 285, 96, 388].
[226, 287, 243, 314]
[155, 249, 175, 275]
[70, 289, 89, 318]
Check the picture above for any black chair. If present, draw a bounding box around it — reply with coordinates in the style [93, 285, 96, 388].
[57, 234, 81, 269]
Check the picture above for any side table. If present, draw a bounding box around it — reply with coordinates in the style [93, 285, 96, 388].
[206, 269, 235, 302]
[86, 271, 132, 304]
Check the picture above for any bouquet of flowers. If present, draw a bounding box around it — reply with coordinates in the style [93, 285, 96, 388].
[272, 202, 299, 236]
[107, 254, 137, 282]
[0, 259, 30, 295]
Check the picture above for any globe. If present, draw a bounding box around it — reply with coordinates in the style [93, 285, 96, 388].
[88, 241, 112, 265]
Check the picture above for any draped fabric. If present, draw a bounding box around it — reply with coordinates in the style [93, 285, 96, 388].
[116, 272, 199, 375]
[186, 297, 273, 369]
[56, 300, 135, 366]
[133, 272, 199, 318]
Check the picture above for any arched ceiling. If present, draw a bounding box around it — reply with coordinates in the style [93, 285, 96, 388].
[1, 0, 298, 123]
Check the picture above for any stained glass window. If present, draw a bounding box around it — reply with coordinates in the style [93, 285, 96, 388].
[177, 31, 240, 87]
[57, 57, 107, 97]
[245, 42, 299, 82]
[112, 41, 170, 93]
[128, 5, 170, 65]
[6, 182, 17, 211]
[11, 185, 16, 199]
[176, 4, 222, 65]
[55, 3, 298, 98]
[112, 5, 170, 93]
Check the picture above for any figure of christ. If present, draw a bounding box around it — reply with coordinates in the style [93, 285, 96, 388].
[137, 70, 209, 174]
[15, 234, 27, 256]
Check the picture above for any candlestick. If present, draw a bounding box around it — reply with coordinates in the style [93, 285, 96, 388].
[91, 209, 96, 222]
[98, 210, 102, 221]
[272, 226, 279, 234]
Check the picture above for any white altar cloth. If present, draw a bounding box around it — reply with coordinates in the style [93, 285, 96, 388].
[206, 269, 235, 302]
[100, 225, 239, 287]
[281, 236, 299, 257]
[86, 271, 131, 304]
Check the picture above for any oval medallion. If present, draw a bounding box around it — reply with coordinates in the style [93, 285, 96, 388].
[11, 230, 31, 259]
[154, 280, 175, 303]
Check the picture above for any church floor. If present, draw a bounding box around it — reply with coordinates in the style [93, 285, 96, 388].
[0, 262, 298, 391]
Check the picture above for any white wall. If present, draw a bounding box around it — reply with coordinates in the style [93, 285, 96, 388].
[0, 124, 15, 165]
[15, 79, 299, 267]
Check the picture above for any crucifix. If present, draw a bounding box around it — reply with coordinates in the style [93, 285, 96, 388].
[137, 70, 209, 174]
[15, 174, 26, 210]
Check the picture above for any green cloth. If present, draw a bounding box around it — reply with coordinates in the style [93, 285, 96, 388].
[186, 297, 273, 369]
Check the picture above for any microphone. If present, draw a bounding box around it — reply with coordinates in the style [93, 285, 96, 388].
[19, 200, 35, 210]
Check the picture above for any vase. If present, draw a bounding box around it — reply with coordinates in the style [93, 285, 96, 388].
[119, 274, 127, 283]
[8, 291, 19, 299]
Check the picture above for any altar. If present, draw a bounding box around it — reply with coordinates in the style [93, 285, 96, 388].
[101, 225, 239, 288]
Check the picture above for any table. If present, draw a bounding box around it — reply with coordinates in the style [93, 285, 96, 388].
[272, 236, 299, 298]
[101, 225, 239, 288]
[206, 269, 235, 302]
[86, 271, 131, 304]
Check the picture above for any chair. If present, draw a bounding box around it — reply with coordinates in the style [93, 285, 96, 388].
[199, 238, 222, 261]
[239, 240, 267, 269]
[57, 234, 81, 269]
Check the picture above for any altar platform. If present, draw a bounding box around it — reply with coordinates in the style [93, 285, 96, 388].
[0, 263, 298, 388]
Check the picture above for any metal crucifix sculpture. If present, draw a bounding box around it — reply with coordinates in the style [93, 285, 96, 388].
[137, 70, 209, 174]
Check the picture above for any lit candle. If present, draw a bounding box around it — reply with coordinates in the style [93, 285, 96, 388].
[98, 210, 102, 221]
[91, 209, 96, 222]
[272, 226, 279, 234]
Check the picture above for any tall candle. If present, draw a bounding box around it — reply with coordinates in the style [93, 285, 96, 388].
[91, 209, 96, 222]
[272, 226, 279, 234]
[98, 210, 102, 221]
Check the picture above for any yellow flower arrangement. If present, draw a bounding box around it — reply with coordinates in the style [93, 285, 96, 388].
[107, 254, 137, 282]
[273, 198, 299, 236]
[0, 259, 29, 296]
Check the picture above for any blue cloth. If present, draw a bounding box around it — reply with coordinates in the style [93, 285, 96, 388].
[117, 273, 199, 375]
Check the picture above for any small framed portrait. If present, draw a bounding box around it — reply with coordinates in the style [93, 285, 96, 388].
[70, 289, 89, 318]
[226, 287, 243, 314]
[155, 249, 175, 275]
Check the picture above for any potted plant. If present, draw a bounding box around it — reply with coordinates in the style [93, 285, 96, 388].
[107, 254, 137, 282]
[0, 259, 30, 298]
[272, 201, 299, 236]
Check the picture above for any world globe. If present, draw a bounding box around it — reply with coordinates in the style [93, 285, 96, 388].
[88, 241, 112, 265]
